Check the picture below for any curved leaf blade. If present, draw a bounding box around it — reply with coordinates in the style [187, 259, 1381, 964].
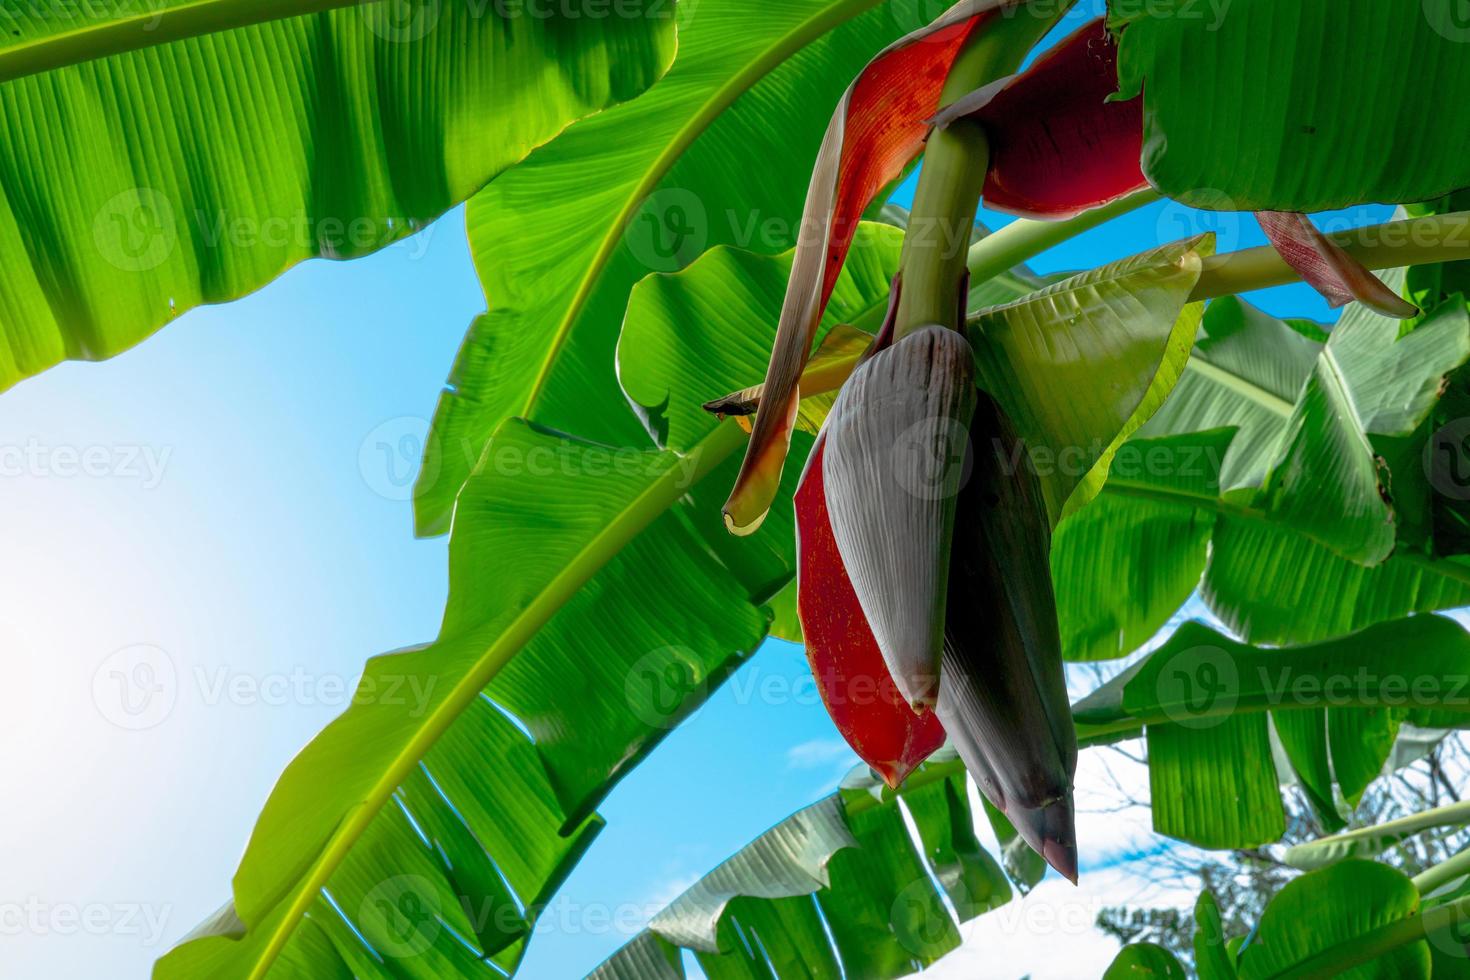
[0, 0, 676, 392]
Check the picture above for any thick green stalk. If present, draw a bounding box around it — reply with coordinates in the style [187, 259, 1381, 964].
[894, 5, 1067, 338]
[1414, 843, 1470, 896]
[965, 188, 1162, 283]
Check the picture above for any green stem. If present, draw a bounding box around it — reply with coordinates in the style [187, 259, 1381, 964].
[965, 187, 1162, 284]
[894, 4, 1069, 339]
[1191, 211, 1470, 303]
[1415, 842, 1470, 896]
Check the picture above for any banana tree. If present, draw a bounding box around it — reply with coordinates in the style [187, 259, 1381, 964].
[8, 0, 1470, 977]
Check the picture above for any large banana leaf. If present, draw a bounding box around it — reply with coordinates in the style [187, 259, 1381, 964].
[1113, 0, 1470, 211]
[412, 0, 921, 533]
[591, 761, 1002, 978]
[1236, 862, 1430, 979]
[0, 0, 677, 391]
[1139, 296, 1322, 493]
[1258, 272, 1470, 564]
[1057, 285, 1470, 654]
[968, 236, 1212, 523]
[158, 218, 907, 978]
[1071, 616, 1470, 848]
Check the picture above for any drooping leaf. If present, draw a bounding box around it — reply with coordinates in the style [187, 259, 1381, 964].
[0, 0, 677, 393]
[1053, 428, 1232, 662]
[1272, 708, 1346, 833]
[1257, 272, 1470, 564]
[1140, 295, 1322, 494]
[1194, 891, 1239, 980]
[413, 0, 925, 533]
[1147, 714, 1286, 850]
[1114, 0, 1470, 211]
[159, 416, 769, 977]
[968, 235, 1213, 522]
[1236, 861, 1430, 980]
[1329, 707, 1405, 809]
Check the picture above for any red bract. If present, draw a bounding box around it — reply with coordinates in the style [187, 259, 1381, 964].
[956, 18, 1147, 219]
[794, 435, 945, 788]
[724, 2, 1004, 536]
[1255, 211, 1418, 319]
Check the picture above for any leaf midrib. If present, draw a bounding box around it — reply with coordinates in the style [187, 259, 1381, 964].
[246, 420, 748, 978]
[516, 0, 886, 418]
[1182, 355, 1296, 418]
[0, 0, 368, 83]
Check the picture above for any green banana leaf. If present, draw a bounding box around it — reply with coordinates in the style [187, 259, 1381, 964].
[0, 0, 676, 392]
[1056, 284, 1470, 652]
[1235, 861, 1430, 979]
[592, 759, 1001, 978]
[1071, 616, 1470, 848]
[968, 236, 1213, 523]
[157, 218, 908, 977]
[156, 417, 768, 977]
[1139, 296, 1322, 493]
[1258, 271, 1470, 564]
[411, 0, 920, 534]
[1193, 891, 1238, 980]
[1114, 0, 1470, 211]
[1104, 943, 1186, 980]
[1053, 428, 1232, 662]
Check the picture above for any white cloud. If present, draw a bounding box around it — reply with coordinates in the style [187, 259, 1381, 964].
[785, 738, 858, 771]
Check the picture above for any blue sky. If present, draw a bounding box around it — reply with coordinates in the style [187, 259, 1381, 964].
[0, 4, 1399, 976]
